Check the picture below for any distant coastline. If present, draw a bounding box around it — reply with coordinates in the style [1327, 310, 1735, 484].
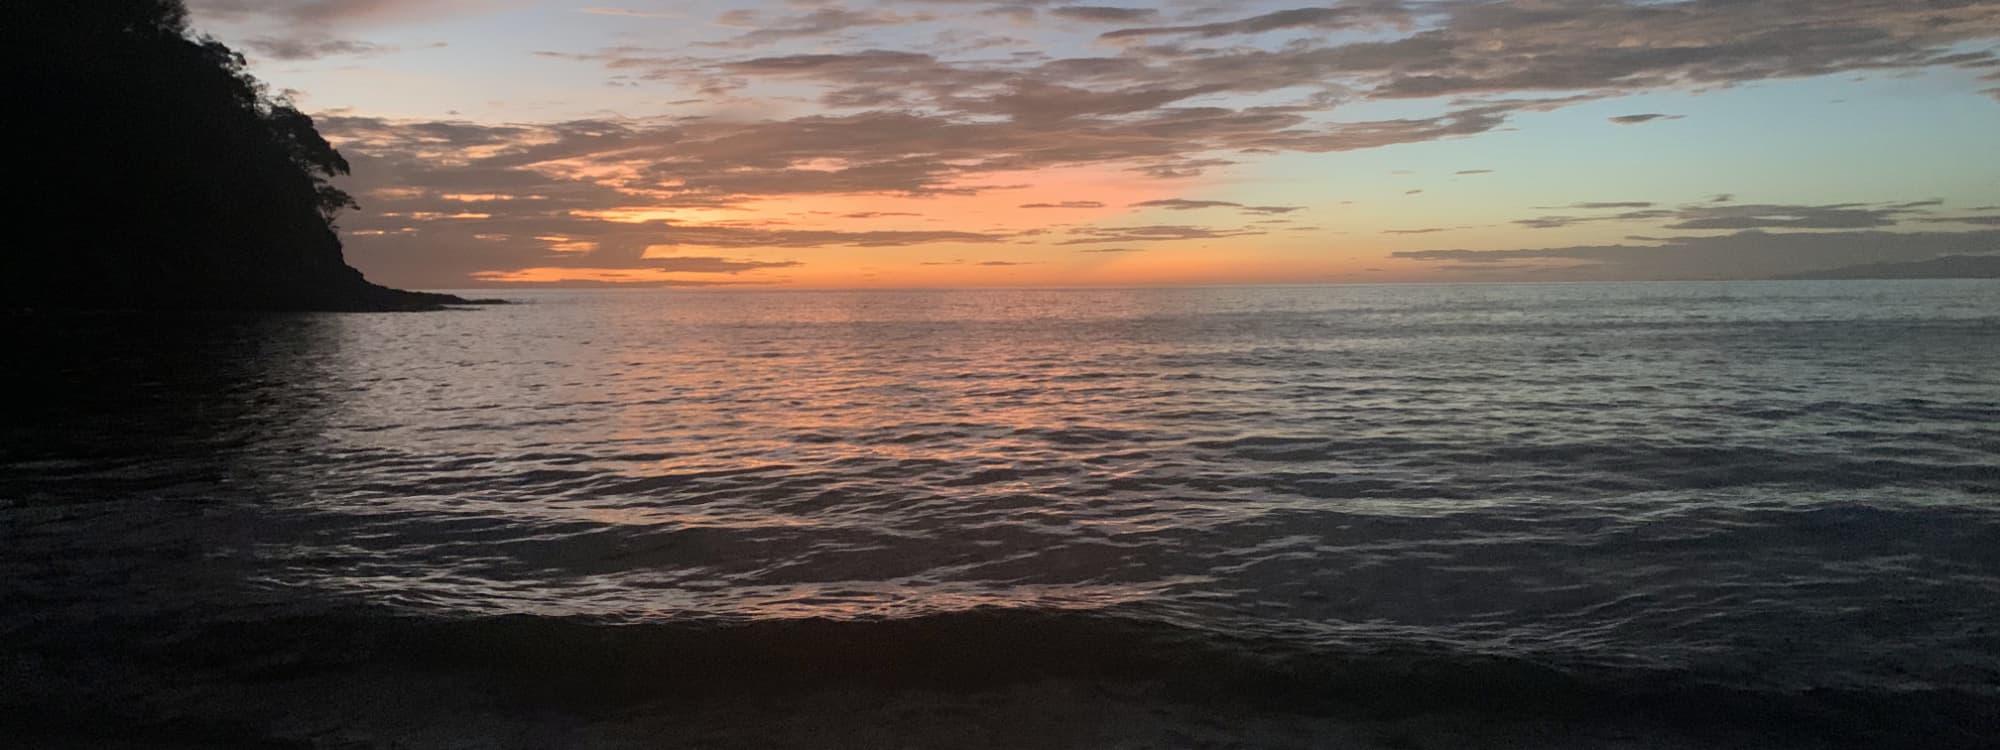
[1775, 254, 2000, 281]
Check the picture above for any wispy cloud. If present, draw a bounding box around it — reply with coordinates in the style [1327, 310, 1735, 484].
[1021, 201, 1106, 209]
[1610, 114, 1684, 125]
[1049, 6, 1158, 24]
[1055, 225, 1266, 245]
[242, 36, 392, 60]
[1514, 199, 1947, 231]
[1133, 199, 1305, 215]
[578, 7, 681, 19]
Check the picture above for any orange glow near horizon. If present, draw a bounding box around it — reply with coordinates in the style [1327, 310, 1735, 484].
[749, 164, 1201, 230]
[521, 163, 1340, 288]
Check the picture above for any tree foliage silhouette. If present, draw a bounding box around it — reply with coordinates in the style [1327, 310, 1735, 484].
[1, 0, 459, 310]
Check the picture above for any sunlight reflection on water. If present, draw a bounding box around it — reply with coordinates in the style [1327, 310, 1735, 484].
[4, 281, 1999, 690]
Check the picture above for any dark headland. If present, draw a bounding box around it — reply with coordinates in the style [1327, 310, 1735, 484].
[1, 2, 487, 312]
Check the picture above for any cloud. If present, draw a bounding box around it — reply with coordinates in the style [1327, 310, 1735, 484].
[1055, 225, 1265, 245]
[242, 36, 392, 61]
[1508, 199, 1945, 231]
[531, 0, 2000, 203]
[1132, 199, 1304, 215]
[315, 113, 1063, 286]
[1008, 0, 1979, 111]
[1100, 6, 1412, 41]
[1665, 202, 1929, 230]
[1609, 114, 1684, 125]
[1050, 6, 1158, 23]
[1076, 247, 1146, 253]
[1568, 202, 1656, 210]
[642, 226, 1013, 249]
[711, 7, 934, 47]
[1939, 215, 2000, 226]
[189, 0, 499, 27]
[1132, 199, 1241, 210]
[578, 7, 679, 19]
[468, 268, 754, 286]
[189, 0, 503, 66]
[629, 256, 802, 274]
[1020, 201, 1106, 209]
[258, 1, 2000, 286]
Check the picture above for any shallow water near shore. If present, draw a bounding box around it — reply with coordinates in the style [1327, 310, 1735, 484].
[4, 281, 1998, 747]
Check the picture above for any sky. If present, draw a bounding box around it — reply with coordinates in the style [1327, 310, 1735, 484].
[185, 0, 2000, 289]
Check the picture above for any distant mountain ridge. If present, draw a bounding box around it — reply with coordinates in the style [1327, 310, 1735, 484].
[1, 1, 472, 311]
[1776, 254, 2000, 280]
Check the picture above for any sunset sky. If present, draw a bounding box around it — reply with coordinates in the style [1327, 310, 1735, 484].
[186, 0, 2000, 289]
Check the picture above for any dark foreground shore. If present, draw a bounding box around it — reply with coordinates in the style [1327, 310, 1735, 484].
[6, 609, 1996, 749]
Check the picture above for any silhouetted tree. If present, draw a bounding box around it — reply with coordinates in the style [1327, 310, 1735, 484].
[0, 0, 459, 310]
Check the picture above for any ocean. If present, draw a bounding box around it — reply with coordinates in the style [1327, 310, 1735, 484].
[4, 281, 1997, 748]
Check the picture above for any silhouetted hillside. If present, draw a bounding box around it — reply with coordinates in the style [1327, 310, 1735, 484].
[0, 1, 469, 311]
[1778, 254, 2000, 280]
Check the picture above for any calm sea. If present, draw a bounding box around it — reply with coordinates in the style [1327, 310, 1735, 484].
[4, 282, 1998, 747]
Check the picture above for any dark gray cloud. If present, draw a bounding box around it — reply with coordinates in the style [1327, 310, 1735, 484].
[1511, 200, 1943, 231]
[1939, 215, 2000, 226]
[190, 0, 488, 63]
[1666, 202, 1930, 230]
[1609, 113, 1683, 125]
[531, 1, 2000, 196]
[1068, 0, 2000, 106]
[190, 0, 489, 26]
[1434, 262, 1586, 274]
[243, 35, 392, 60]
[1132, 198, 1305, 215]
